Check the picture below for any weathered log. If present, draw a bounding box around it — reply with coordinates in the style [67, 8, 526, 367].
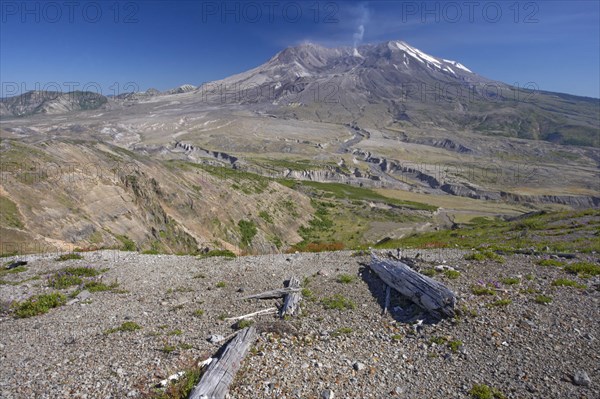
[240, 287, 300, 300]
[280, 276, 301, 317]
[189, 326, 257, 399]
[370, 254, 456, 318]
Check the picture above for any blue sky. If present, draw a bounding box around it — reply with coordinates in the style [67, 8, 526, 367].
[1, 0, 599, 98]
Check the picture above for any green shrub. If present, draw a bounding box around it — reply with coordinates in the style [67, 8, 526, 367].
[14, 292, 66, 318]
[259, 211, 273, 224]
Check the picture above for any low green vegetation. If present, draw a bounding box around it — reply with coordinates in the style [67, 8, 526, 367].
[551, 278, 587, 289]
[216, 281, 227, 288]
[193, 309, 204, 317]
[236, 319, 254, 329]
[448, 340, 463, 353]
[259, 210, 273, 224]
[116, 235, 136, 251]
[14, 292, 66, 318]
[321, 294, 356, 311]
[465, 250, 505, 263]
[564, 261, 600, 277]
[469, 384, 506, 399]
[141, 361, 203, 399]
[337, 274, 356, 284]
[56, 253, 83, 261]
[374, 209, 600, 254]
[104, 321, 142, 334]
[444, 270, 461, 279]
[0, 196, 24, 228]
[500, 277, 520, 285]
[83, 280, 119, 292]
[238, 220, 257, 247]
[537, 259, 564, 267]
[198, 249, 236, 259]
[332, 327, 353, 337]
[534, 295, 553, 304]
[487, 299, 512, 308]
[471, 285, 496, 296]
[0, 265, 27, 275]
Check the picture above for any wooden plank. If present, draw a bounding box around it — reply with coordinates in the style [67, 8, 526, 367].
[189, 326, 257, 399]
[224, 307, 278, 322]
[370, 254, 456, 318]
[383, 284, 391, 315]
[239, 287, 300, 301]
[280, 276, 301, 317]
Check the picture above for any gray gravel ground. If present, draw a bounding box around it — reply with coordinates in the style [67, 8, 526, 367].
[0, 249, 598, 399]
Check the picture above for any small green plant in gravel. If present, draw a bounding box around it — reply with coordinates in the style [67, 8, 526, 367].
[0, 265, 27, 275]
[421, 268, 436, 277]
[564, 261, 600, 277]
[301, 287, 315, 301]
[469, 384, 506, 399]
[56, 253, 84, 261]
[525, 274, 535, 281]
[487, 299, 512, 308]
[500, 277, 520, 285]
[197, 249, 236, 259]
[104, 321, 142, 334]
[551, 278, 587, 289]
[448, 340, 463, 353]
[193, 309, 204, 317]
[537, 259, 564, 267]
[321, 294, 356, 311]
[337, 274, 356, 284]
[216, 281, 227, 288]
[471, 285, 495, 296]
[14, 292, 66, 318]
[465, 250, 505, 263]
[332, 327, 353, 337]
[444, 270, 461, 279]
[168, 329, 183, 336]
[48, 273, 82, 289]
[161, 344, 177, 354]
[84, 280, 119, 292]
[391, 334, 403, 341]
[429, 336, 447, 345]
[534, 295, 553, 304]
[236, 319, 254, 330]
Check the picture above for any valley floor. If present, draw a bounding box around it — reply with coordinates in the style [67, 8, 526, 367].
[0, 249, 598, 399]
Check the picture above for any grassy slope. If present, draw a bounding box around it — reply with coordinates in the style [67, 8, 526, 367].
[375, 209, 600, 254]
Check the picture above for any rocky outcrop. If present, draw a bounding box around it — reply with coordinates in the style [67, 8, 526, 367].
[173, 141, 238, 165]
